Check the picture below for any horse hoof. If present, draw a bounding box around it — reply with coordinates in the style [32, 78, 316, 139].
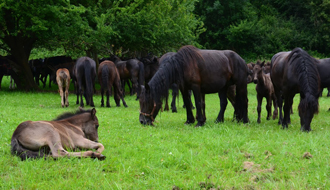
[98, 154, 106, 160]
[172, 109, 177, 113]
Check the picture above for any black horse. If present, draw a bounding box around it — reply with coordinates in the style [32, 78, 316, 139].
[316, 58, 330, 97]
[110, 55, 144, 100]
[270, 48, 320, 131]
[139, 45, 249, 127]
[74, 57, 96, 107]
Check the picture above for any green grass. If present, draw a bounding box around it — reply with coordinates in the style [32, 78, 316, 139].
[1, 77, 330, 189]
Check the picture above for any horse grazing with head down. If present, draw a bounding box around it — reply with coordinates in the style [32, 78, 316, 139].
[270, 48, 320, 131]
[139, 45, 249, 127]
[98, 60, 128, 108]
[56, 68, 70, 107]
[253, 60, 278, 123]
[74, 57, 96, 107]
[11, 108, 105, 160]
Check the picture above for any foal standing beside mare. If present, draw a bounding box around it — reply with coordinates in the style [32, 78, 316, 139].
[56, 68, 70, 107]
[253, 60, 278, 123]
[98, 60, 128, 108]
[270, 48, 320, 131]
[74, 57, 96, 107]
[11, 108, 105, 160]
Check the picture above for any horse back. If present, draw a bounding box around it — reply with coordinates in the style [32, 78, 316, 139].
[270, 51, 291, 90]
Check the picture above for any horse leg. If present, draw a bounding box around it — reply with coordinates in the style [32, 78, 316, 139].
[182, 88, 195, 125]
[275, 90, 283, 125]
[201, 93, 206, 122]
[59, 87, 64, 107]
[272, 93, 278, 119]
[265, 95, 272, 120]
[171, 84, 178, 113]
[100, 87, 105, 107]
[106, 86, 111, 107]
[191, 88, 204, 127]
[78, 82, 84, 107]
[256, 94, 262, 123]
[216, 90, 228, 123]
[282, 95, 294, 129]
[164, 93, 170, 111]
[234, 82, 249, 123]
[65, 80, 70, 107]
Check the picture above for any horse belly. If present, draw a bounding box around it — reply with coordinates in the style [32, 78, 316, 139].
[17, 122, 58, 150]
[200, 80, 227, 94]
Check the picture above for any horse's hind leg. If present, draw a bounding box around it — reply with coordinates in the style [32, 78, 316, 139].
[216, 90, 228, 123]
[65, 81, 69, 107]
[100, 87, 105, 107]
[106, 86, 111, 107]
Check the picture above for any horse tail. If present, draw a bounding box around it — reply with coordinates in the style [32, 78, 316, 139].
[11, 122, 46, 160]
[289, 48, 320, 114]
[84, 59, 94, 103]
[101, 64, 109, 91]
[59, 70, 68, 80]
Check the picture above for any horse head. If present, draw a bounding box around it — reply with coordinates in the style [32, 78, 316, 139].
[139, 85, 162, 125]
[253, 60, 265, 84]
[80, 107, 100, 142]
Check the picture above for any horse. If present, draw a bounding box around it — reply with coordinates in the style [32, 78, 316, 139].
[98, 60, 128, 108]
[110, 55, 144, 100]
[42, 56, 73, 88]
[56, 68, 70, 107]
[73, 57, 96, 107]
[270, 48, 320, 131]
[139, 45, 249, 127]
[246, 62, 255, 83]
[316, 58, 330, 97]
[253, 60, 278, 123]
[11, 108, 105, 160]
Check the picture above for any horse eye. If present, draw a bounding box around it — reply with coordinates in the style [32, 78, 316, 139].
[96, 125, 99, 129]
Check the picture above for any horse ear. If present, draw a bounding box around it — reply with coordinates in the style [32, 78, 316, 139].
[91, 108, 97, 120]
[261, 60, 265, 67]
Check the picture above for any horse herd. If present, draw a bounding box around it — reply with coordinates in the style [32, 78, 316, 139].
[9, 45, 330, 160]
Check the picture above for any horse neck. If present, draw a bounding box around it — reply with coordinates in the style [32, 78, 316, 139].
[256, 72, 266, 85]
[62, 113, 90, 128]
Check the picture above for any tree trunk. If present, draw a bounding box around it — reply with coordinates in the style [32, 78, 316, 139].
[5, 35, 39, 91]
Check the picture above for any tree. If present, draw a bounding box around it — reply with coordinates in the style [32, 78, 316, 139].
[0, 0, 89, 90]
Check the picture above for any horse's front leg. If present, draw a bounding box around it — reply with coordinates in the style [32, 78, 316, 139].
[216, 90, 228, 123]
[266, 95, 272, 121]
[171, 84, 178, 112]
[275, 90, 283, 125]
[282, 95, 294, 129]
[182, 89, 195, 125]
[191, 89, 204, 127]
[256, 94, 262, 123]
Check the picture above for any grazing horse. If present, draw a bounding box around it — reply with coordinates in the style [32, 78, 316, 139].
[139, 45, 249, 127]
[110, 55, 144, 99]
[253, 60, 278, 123]
[74, 57, 96, 107]
[270, 48, 320, 131]
[11, 108, 105, 160]
[56, 68, 70, 107]
[98, 60, 128, 108]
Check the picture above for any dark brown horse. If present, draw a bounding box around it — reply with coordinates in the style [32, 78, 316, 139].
[11, 108, 105, 160]
[253, 60, 278, 123]
[139, 45, 249, 127]
[110, 55, 144, 100]
[98, 60, 128, 108]
[73, 57, 96, 107]
[270, 48, 320, 131]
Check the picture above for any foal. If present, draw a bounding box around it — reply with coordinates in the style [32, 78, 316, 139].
[253, 60, 278, 123]
[56, 68, 70, 107]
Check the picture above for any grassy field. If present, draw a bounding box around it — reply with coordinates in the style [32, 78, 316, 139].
[1, 77, 330, 189]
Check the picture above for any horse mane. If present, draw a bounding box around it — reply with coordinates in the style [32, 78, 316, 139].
[53, 109, 91, 121]
[148, 45, 204, 102]
[288, 47, 320, 113]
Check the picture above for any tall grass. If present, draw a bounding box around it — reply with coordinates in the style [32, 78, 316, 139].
[1, 77, 330, 189]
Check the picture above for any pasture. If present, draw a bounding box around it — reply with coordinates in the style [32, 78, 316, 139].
[1, 77, 330, 189]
